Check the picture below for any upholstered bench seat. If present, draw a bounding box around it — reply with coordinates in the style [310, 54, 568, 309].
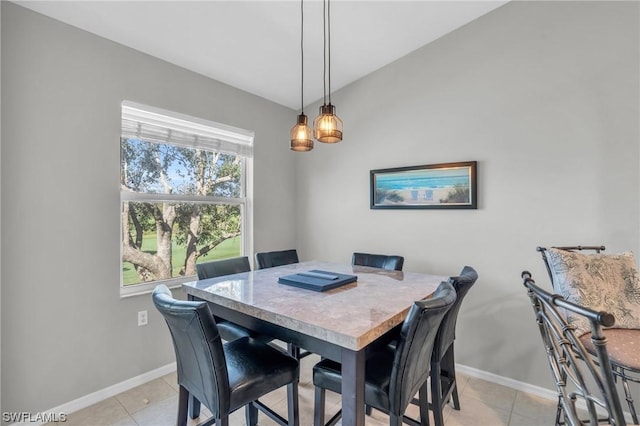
[580, 328, 640, 370]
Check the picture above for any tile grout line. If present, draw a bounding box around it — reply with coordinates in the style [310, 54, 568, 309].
[112, 394, 139, 425]
[506, 390, 519, 425]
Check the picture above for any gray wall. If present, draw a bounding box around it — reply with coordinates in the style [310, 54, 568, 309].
[296, 0, 639, 389]
[0, 0, 3, 410]
[1, 2, 296, 413]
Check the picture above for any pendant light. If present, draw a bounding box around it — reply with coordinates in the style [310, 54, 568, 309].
[290, 0, 314, 152]
[314, 0, 343, 143]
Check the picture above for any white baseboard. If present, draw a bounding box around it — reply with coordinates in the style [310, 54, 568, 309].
[455, 363, 558, 401]
[456, 363, 636, 423]
[10, 362, 176, 426]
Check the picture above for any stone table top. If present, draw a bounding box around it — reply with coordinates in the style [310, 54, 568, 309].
[182, 261, 447, 351]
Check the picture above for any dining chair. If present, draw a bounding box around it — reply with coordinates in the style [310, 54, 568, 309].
[427, 265, 478, 426]
[152, 285, 300, 426]
[196, 256, 252, 279]
[370, 266, 478, 423]
[351, 252, 404, 271]
[538, 245, 640, 424]
[255, 249, 299, 269]
[196, 256, 265, 343]
[254, 249, 310, 359]
[356, 251, 404, 417]
[312, 281, 457, 426]
[521, 271, 627, 426]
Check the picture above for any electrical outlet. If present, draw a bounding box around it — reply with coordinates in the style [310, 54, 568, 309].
[138, 310, 148, 326]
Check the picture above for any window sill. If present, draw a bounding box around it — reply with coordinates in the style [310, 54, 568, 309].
[120, 276, 196, 299]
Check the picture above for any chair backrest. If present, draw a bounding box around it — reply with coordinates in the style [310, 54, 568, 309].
[537, 245, 605, 283]
[433, 266, 478, 360]
[538, 245, 640, 336]
[196, 256, 251, 279]
[255, 249, 299, 269]
[521, 271, 626, 426]
[152, 285, 230, 417]
[389, 281, 457, 414]
[351, 252, 404, 271]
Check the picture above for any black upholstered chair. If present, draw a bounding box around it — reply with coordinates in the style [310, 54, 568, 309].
[352, 252, 404, 271]
[427, 266, 478, 426]
[255, 249, 300, 269]
[312, 281, 457, 426]
[196, 256, 252, 279]
[195, 256, 257, 342]
[254, 249, 310, 359]
[369, 266, 478, 423]
[356, 251, 404, 417]
[521, 272, 626, 426]
[152, 285, 300, 426]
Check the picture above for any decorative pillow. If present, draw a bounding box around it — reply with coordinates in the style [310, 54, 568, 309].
[545, 248, 640, 336]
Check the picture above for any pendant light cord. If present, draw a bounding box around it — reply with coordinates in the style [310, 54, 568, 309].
[322, 0, 327, 105]
[327, 0, 332, 105]
[300, 0, 305, 114]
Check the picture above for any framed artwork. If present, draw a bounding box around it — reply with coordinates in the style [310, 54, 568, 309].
[370, 161, 477, 209]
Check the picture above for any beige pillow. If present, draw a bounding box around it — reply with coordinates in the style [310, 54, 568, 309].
[545, 248, 640, 336]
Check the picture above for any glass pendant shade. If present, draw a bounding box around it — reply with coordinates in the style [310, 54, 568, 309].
[290, 114, 314, 152]
[313, 103, 343, 143]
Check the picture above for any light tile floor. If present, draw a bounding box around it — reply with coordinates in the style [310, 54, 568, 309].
[48, 354, 559, 426]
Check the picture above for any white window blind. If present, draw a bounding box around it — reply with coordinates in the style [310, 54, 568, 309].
[121, 101, 254, 157]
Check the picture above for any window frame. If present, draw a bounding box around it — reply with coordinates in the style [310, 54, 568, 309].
[120, 101, 254, 298]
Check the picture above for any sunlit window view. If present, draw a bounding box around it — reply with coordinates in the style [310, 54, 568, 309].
[120, 102, 252, 292]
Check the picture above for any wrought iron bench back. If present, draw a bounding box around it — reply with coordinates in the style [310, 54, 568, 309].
[521, 271, 626, 426]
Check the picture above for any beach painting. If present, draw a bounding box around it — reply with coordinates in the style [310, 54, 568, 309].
[370, 161, 477, 209]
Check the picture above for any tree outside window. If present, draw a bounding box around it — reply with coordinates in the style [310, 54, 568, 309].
[120, 102, 252, 295]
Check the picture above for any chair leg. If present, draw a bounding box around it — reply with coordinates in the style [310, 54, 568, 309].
[555, 395, 564, 426]
[287, 380, 300, 426]
[450, 380, 460, 410]
[620, 371, 639, 424]
[419, 382, 430, 426]
[314, 386, 325, 426]
[177, 386, 189, 426]
[442, 344, 460, 410]
[431, 358, 445, 426]
[245, 403, 259, 426]
[287, 342, 313, 360]
[287, 342, 301, 359]
[390, 413, 401, 426]
[188, 393, 201, 419]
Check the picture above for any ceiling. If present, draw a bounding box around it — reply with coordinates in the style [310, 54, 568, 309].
[15, 1, 509, 110]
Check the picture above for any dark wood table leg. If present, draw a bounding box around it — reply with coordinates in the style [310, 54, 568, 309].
[340, 348, 365, 426]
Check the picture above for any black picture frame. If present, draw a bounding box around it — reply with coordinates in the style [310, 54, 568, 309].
[370, 161, 477, 210]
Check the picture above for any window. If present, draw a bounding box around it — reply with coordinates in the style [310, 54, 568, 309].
[120, 101, 253, 297]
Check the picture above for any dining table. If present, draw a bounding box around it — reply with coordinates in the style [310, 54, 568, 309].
[182, 260, 447, 426]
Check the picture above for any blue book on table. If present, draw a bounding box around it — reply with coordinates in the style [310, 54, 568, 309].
[278, 270, 357, 292]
